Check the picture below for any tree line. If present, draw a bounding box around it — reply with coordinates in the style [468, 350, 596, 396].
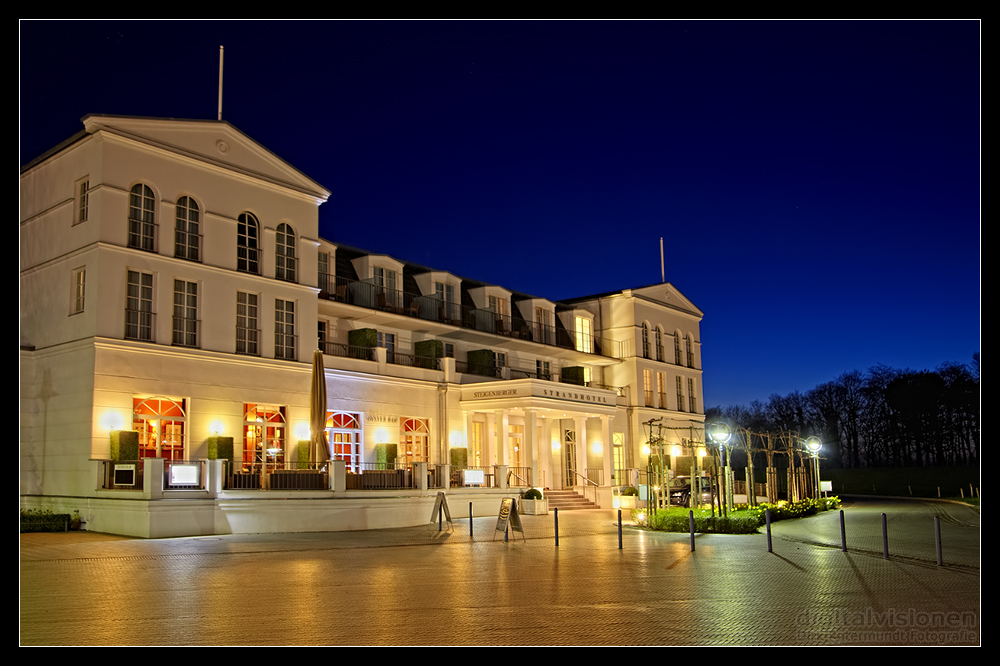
[706, 356, 979, 469]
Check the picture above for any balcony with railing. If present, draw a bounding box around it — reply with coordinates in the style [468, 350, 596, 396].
[319, 273, 620, 358]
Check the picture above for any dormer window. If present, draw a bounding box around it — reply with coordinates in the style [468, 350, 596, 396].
[575, 316, 593, 353]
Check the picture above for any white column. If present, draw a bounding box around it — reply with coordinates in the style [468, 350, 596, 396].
[525, 408, 538, 488]
[495, 409, 509, 466]
[601, 415, 612, 487]
[574, 416, 587, 485]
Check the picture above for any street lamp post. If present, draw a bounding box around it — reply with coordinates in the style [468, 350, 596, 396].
[708, 422, 733, 513]
[804, 436, 822, 499]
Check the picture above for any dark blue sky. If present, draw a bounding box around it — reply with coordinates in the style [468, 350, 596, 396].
[19, 20, 981, 406]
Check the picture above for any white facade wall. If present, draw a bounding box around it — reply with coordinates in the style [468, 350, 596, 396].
[21, 115, 707, 536]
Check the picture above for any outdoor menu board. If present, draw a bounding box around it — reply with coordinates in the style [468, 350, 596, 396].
[494, 497, 524, 541]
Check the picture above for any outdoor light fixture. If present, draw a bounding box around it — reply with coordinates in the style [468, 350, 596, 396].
[210, 421, 224, 435]
[805, 436, 822, 499]
[708, 422, 734, 512]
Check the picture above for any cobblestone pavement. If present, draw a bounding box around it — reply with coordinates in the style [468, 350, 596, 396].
[20, 498, 979, 646]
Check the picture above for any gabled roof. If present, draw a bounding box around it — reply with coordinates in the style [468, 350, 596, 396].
[561, 282, 703, 317]
[24, 115, 331, 203]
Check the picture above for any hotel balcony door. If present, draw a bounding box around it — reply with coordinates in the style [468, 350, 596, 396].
[562, 429, 577, 490]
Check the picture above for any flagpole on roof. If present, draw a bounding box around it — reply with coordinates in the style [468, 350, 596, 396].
[218, 45, 224, 121]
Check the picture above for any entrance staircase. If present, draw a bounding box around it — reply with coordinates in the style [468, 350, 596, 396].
[544, 489, 597, 511]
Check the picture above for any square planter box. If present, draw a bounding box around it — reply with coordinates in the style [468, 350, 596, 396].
[519, 498, 548, 515]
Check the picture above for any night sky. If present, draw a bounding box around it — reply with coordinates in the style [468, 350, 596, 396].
[19, 20, 981, 407]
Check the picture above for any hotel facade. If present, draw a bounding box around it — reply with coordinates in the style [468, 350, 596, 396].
[20, 116, 706, 537]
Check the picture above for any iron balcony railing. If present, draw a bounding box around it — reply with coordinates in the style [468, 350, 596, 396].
[320, 274, 620, 358]
[172, 317, 200, 348]
[125, 309, 155, 342]
[236, 326, 261, 356]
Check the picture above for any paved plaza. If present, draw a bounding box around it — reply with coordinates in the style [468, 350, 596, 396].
[20, 497, 979, 646]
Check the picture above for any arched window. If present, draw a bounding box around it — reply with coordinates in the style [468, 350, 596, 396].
[641, 323, 650, 359]
[238, 213, 260, 274]
[132, 397, 186, 460]
[400, 417, 430, 464]
[674, 331, 682, 365]
[128, 183, 156, 251]
[327, 412, 362, 472]
[275, 223, 296, 282]
[686, 335, 695, 368]
[174, 196, 200, 261]
[655, 326, 664, 362]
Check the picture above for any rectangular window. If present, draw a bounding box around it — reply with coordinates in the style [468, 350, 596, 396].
[535, 307, 553, 345]
[275, 299, 296, 360]
[443, 342, 455, 358]
[536, 360, 551, 380]
[643, 369, 653, 407]
[71, 267, 86, 314]
[374, 267, 396, 292]
[575, 316, 593, 353]
[435, 281, 457, 322]
[75, 178, 89, 224]
[236, 292, 259, 356]
[377, 331, 395, 363]
[125, 270, 154, 341]
[493, 351, 506, 370]
[172, 280, 198, 347]
[657, 371, 665, 409]
[676, 376, 685, 412]
[318, 252, 331, 293]
[688, 378, 697, 413]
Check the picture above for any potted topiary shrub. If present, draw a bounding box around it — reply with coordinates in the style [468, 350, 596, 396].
[616, 486, 639, 510]
[519, 487, 548, 515]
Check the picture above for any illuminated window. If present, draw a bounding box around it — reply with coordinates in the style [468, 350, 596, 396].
[575, 316, 593, 353]
[238, 212, 260, 274]
[128, 183, 156, 251]
[243, 404, 285, 470]
[174, 196, 200, 261]
[326, 411, 362, 473]
[133, 397, 186, 460]
[643, 368, 653, 407]
[400, 417, 430, 464]
[657, 371, 666, 409]
[276, 223, 296, 282]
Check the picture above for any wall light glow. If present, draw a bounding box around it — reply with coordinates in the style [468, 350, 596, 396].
[101, 411, 124, 431]
[294, 423, 311, 441]
[210, 421, 225, 435]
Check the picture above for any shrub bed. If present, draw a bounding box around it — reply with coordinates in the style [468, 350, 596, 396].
[633, 496, 841, 534]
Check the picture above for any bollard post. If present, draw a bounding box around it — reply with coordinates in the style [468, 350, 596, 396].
[935, 516, 943, 566]
[618, 509, 623, 549]
[881, 512, 889, 559]
[554, 507, 559, 546]
[469, 502, 473, 538]
[689, 509, 696, 552]
[766, 507, 772, 553]
[840, 509, 847, 552]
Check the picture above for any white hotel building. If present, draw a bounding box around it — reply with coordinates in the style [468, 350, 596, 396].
[20, 115, 706, 537]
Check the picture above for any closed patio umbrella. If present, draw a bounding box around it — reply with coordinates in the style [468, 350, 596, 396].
[310, 349, 328, 466]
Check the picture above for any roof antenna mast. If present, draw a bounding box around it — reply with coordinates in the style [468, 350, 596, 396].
[660, 237, 665, 283]
[217, 45, 224, 121]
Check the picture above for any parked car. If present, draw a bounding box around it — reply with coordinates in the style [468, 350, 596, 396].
[669, 476, 715, 507]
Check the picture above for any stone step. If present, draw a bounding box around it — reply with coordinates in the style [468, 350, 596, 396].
[544, 490, 597, 510]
